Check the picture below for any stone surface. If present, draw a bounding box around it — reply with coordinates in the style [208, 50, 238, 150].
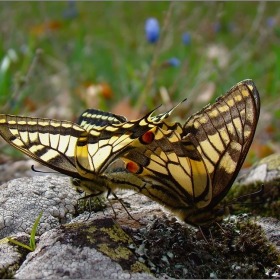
[257, 217, 280, 253]
[0, 233, 31, 278]
[0, 174, 279, 279]
[237, 153, 280, 184]
[0, 176, 79, 239]
[14, 219, 154, 279]
[0, 175, 162, 279]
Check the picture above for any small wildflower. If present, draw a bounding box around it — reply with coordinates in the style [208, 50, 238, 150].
[168, 57, 180, 67]
[145, 18, 160, 43]
[161, 57, 181, 68]
[213, 22, 221, 33]
[182, 32, 191, 46]
[267, 17, 276, 28]
[62, 1, 78, 19]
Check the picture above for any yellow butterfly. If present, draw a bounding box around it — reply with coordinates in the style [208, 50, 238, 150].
[0, 79, 260, 226]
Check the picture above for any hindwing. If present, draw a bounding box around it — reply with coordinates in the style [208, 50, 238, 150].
[121, 126, 212, 210]
[120, 79, 260, 225]
[182, 79, 260, 209]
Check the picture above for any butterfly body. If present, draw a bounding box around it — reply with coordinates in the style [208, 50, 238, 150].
[0, 80, 260, 226]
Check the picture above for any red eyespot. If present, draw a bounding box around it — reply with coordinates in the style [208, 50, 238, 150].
[126, 161, 142, 174]
[140, 131, 154, 144]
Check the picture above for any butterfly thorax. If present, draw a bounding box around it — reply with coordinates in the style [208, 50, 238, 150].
[71, 175, 109, 196]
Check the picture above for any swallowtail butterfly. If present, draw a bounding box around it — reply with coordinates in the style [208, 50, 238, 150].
[0, 79, 260, 226]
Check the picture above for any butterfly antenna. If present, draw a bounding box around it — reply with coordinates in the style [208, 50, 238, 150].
[225, 184, 264, 206]
[151, 98, 188, 122]
[31, 165, 58, 174]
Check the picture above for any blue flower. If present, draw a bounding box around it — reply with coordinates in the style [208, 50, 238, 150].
[213, 22, 221, 33]
[167, 57, 181, 67]
[182, 32, 191, 46]
[62, 1, 78, 19]
[267, 17, 276, 28]
[145, 18, 160, 43]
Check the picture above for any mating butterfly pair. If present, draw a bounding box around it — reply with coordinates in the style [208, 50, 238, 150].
[0, 79, 260, 226]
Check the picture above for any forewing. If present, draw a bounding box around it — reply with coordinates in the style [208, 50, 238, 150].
[0, 115, 86, 178]
[182, 79, 260, 207]
[75, 102, 185, 175]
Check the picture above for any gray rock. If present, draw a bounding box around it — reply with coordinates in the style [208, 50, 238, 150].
[0, 232, 34, 278]
[0, 175, 158, 279]
[0, 174, 279, 279]
[13, 217, 154, 279]
[237, 153, 280, 184]
[0, 176, 79, 238]
[257, 217, 280, 253]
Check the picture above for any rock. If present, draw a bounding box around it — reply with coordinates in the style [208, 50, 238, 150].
[0, 233, 30, 278]
[237, 153, 280, 185]
[0, 174, 280, 279]
[256, 217, 280, 253]
[14, 218, 154, 279]
[0, 176, 79, 239]
[0, 175, 161, 279]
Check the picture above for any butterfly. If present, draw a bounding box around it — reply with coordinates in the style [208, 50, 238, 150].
[0, 79, 260, 226]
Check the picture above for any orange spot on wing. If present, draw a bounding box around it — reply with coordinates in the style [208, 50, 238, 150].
[141, 131, 154, 144]
[126, 161, 141, 174]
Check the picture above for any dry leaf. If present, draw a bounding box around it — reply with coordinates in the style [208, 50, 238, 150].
[111, 98, 141, 120]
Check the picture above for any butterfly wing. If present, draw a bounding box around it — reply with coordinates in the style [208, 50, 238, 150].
[76, 108, 127, 131]
[182, 79, 260, 209]
[0, 103, 183, 181]
[120, 126, 212, 216]
[118, 79, 260, 225]
[0, 115, 85, 178]
[73, 102, 186, 177]
[0, 81, 260, 226]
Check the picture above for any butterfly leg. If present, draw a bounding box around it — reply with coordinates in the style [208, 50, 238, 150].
[106, 189, 137, 221]
[106, 189, 118, 219]
[112, 191, 138, 221]
[198, 226, 210, 245]
[78, 191, 104, 220]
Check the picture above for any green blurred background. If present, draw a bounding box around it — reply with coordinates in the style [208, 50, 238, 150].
[1, 1, 280, 165]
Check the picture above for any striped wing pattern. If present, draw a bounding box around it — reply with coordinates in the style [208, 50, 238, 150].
[182, 79, 260, 210]
[0, 116, 84, 178]
[0, 80, 260, 226]
[120, 79, 260, 225]
[0, 102, 183, 178]
[74, 101, 186, 176]
[121, 126, 211, 210]
[75, 108, 127, 130]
